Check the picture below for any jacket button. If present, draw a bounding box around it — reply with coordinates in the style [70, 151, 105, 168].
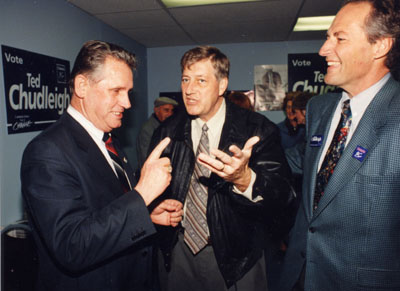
[309, 227, 316, 233]
[142, 250, 148, 257]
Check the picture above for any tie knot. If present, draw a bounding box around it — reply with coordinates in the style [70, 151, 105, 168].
[103, 132, 111, 143]
[342, 99, 351, 110]
[202, 124, 208, 132]
[342, 100, 351, 118]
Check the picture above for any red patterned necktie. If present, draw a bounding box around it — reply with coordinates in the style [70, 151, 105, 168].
[103, 133, 131, 193]
[313, 100, 352, 211]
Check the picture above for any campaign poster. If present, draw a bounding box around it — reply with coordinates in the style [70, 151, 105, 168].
[254, 65, 287, 111]
[288, 53, 338, 94]
[2, 45, 70, 134]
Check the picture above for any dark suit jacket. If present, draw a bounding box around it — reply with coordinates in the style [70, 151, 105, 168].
[280, 76, 400, 291]
[21, 113, 156, 291]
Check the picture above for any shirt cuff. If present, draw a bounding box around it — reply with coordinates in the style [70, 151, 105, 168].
[233, 169, 263, 202]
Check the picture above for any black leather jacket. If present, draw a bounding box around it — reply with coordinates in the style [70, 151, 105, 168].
[150, 100, 294, 287]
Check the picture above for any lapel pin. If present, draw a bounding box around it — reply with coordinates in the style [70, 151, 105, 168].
[352, 146, 368, 162]
[310, 135, 323, 147]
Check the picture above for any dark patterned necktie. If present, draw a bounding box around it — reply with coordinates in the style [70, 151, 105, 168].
[103, 133, 131, 193]
[313, 100, 352, 211]
[184, 124, 211, 254]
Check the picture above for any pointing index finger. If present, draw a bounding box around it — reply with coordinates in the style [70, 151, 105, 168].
[148, 137, 170, 161]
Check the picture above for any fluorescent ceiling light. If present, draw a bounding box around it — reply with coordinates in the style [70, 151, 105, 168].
[293, 16, 335, 32]
[161, 0, 261, 8]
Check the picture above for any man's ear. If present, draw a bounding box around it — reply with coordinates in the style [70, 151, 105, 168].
[74, 74, 89, 99]
[374, 37, 394, 60]
[218, 77, 228, 96]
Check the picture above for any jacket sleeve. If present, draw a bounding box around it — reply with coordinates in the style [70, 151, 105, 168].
[21, 137, 156, 273]
[228, 116, 297, 238]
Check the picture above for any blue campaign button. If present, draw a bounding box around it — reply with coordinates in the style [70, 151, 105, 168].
[310, 135, 323, 147]
[352, 146, 368, 162]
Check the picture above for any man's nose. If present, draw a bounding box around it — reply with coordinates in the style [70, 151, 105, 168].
[120, 93, 131, 109]
[319, 39, 331, 57]
[184, 80, 195, 94]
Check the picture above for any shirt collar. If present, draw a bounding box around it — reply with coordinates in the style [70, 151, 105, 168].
[341, 73, 391, 108]
[193, 98, 226, 137]
[67, 105, 105, 142]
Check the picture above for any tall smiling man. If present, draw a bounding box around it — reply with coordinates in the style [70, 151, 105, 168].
[21, 40, 182, 291]
[151, 46, 293, 291]
[280, 1, 400, 290]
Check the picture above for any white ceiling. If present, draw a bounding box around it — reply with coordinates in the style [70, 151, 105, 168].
[66, 0, 342, 48]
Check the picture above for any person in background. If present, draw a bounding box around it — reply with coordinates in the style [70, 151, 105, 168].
[285, 91, 316, 200]
[151, 45, 294, 291]
[137, 96, 178, 167]
[280, 0, 400, 290]
[277, 91, 304, 149]
[21, 40, 183, 291]
[266, 91, 315, 291]
[292, 92, 315, 127]
[227, 90, 254, 111]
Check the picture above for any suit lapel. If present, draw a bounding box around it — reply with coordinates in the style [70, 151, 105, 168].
[111, 134, 135, 187]
[65, 114, 124, 196]
[304, 95, 341, 220]
[312, 77, 397, 220]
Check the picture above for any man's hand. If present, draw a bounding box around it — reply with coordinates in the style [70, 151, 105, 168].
[135, 137, 172, 205]
[197, 136, 260, 192]
[150, 199, 183, 227]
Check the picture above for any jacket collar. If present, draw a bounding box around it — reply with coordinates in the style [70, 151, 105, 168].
[175, 98, 248, 151]
[62, 114, 127, 196]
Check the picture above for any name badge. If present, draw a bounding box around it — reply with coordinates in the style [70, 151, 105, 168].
[352, 146, 368, 162]
[310, 135, 323, 147]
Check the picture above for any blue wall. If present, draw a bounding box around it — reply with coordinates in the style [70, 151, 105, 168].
[147, 40, 324, 124]
[1, 0, 325, 228]
[0, 0, 148, 227]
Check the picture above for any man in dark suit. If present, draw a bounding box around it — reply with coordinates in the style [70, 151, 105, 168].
[280, 1, 400, 290]
[21, 40, 183, 291]
[150, 46, 294, 291]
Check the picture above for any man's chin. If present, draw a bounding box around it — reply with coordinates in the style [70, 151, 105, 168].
[109, 121, 122, 130]
[324, 75, 339, 86]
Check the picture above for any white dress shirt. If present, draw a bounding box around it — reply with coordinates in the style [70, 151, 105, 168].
[318, 73, 391, 171]
[190, 98, 259, 202]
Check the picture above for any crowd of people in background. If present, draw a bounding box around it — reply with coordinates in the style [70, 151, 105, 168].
[19, 0, 400, 290]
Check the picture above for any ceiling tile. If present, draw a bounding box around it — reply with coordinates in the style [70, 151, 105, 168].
[122, 26, 195, 47]
[67, 0, 163, 14]
[96, 10, 176, 29]
[299, 0, 342, 17]
[170, 0, 301, 24]
[67, 0, 342, 47]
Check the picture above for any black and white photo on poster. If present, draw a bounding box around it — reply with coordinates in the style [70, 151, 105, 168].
[254, 65, 287, 111]
[2, 45, 70, 134]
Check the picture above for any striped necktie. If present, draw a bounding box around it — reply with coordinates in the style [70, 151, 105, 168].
[184, 124, 211, 254]
[313, 100, 352, 211]
[103, 133, 131, 193]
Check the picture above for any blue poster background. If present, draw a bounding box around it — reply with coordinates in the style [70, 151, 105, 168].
[288, 53, 339, 95]
[2, 45, 70, 134]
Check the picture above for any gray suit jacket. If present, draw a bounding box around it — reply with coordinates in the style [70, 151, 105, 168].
[280, 77, 400, 291]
